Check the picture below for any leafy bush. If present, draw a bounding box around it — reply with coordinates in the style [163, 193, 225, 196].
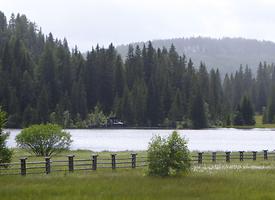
[16, 124, 72, 156]
[0, 108, 12, 165]
[86, 105, 107, 128]
[147, 131, 191, 176]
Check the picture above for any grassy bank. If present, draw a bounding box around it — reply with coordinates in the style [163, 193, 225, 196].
[2, 150, 275, 199]
[2, 167, 275, 199]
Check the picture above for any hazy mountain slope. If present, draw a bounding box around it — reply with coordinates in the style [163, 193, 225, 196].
[116, 37, 275, 75]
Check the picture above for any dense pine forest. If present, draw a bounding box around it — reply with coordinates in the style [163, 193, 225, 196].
[0, 12, 275, 128]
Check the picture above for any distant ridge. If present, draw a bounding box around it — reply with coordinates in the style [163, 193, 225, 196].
[116, 37, 275, 75]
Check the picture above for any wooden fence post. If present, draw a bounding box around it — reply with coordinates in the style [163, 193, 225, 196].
[20, 157, 27, 176]
[263, 150, 268, 160]
[239, 151, 244, 161]
[67, 155, 74, 172]
[131, 153, 137, 168]
[45, 157, 51, 174]
[198, 152, 203, 164]
[92, 154, 98, 170]
[252, 151, 257, 161]
[111, 154, 116, 169]
[225, 151, 231, 162]
[212, 152, 216, 162]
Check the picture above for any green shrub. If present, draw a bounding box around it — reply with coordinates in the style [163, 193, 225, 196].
[0, 108, 12, 165]
[86, 105, 107, 128]
[147, 131, 191, 176]
[16, 124, 72, 156]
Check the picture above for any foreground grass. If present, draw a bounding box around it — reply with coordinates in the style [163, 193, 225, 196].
[2, 149, 275, 199]
[1, 167, 275, 200]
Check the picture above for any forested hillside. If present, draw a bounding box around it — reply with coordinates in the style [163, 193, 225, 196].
[0, 12, 275, 128]
[116, 37, 275, 75]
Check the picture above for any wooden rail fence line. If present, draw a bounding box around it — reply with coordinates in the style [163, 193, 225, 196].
[0, 150, 274, 176]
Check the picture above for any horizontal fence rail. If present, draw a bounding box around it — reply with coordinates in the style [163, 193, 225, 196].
[0, 150, 275, 176]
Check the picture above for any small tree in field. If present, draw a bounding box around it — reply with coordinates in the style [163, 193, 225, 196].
[0, 108, 12, 164]
[147, 131, 190, 176]
[16, 124, 72, 156]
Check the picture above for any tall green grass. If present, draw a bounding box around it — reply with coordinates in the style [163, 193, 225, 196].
[1, 168, 275, 200]
[3, 149, 275, 199]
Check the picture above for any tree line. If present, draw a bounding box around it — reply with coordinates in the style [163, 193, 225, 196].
[0, 12, 275, 128]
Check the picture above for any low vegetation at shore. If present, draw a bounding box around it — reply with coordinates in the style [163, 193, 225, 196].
[230, 115, 275, 128]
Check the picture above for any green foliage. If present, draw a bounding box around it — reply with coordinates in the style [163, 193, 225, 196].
[169, 89, 183, 123]
[233, 96, 255, 126]
[63, 110, 73, 128]
[0, 108, 12, 164]
[86, 105, 107, 128]
[264, 86, 275, 123]
[241, 96, 255, 125]
[147, 131, 190, 176]
[16, 124, 72, 156]
[233, 105, 244, 126]
[190, 91, 208, 129]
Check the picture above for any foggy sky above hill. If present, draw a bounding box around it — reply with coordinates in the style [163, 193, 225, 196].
[2, 0, 275, 51]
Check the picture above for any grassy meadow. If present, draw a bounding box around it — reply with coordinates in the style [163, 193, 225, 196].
[1, 165, 275, 199]
[2, 149, 275, 199]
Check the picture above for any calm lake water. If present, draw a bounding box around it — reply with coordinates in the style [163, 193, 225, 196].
[5, 128, 275, 152]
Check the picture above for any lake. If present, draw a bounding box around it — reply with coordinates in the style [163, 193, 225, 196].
[5, 128, 275, 152]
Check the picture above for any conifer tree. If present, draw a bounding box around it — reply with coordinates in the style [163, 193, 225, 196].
[265, 87, 275, 123]
[169, 89, 183, 123]
[190, 90, 208, 129]
[240, 95, 255, 125]
[233, 104, 243, 126]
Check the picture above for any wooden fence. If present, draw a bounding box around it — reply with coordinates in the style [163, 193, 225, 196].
[0, 150, 274, 176]
[0, 153, 147, 176]
[192, 150, 270, 164]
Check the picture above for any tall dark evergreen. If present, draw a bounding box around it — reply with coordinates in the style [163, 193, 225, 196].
[240, 96, 255, 125]
[189, 90, 208, 129]
[209, 69, 223, 122]
[233, 104, 243, 126]
[264, 86, 275, 123]
[233, 96, 255, 125]
[168, 89, 183, 124]
[256, 62, 269, 113]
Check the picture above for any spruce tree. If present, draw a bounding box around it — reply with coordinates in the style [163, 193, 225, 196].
[169, 89, 183, 123]
[233, 96, 255, 125]
[266, 86, 275, 123]
[190, 90, 208, 129]
[240, 95, 255, 125]
[114, 56, 125, 98]
[120, 86, 133, 125]
[131, 79, 147, 125]
[233, 104, 243, 126]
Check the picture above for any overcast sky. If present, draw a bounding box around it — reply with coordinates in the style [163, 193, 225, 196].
[1, 0, 275, 51]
